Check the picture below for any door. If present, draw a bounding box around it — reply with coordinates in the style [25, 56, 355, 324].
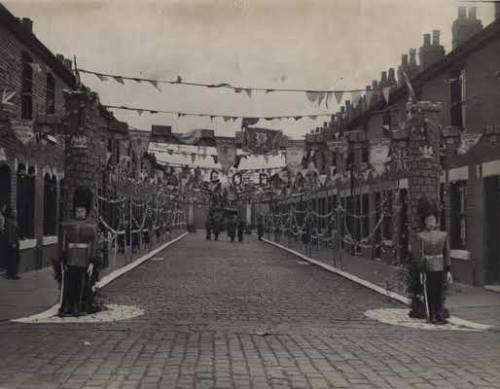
[484, 175, 500, 284]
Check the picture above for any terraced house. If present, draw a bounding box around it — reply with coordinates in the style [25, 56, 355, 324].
[295, 5, 500, 287]
[0, 4, 77, 271]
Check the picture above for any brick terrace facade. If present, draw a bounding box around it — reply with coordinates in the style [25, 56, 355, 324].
[284, 6, 500, 286]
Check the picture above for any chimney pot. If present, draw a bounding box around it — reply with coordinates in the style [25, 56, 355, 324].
[345, 100, 351, 107]
[372, 80, 379, 89]
[432, 30, 440, 45]
[468, 6, 477, 20]
[21, 17, 33, 33]
[423, 33, 431, 46]
[458, 6, 467, 19]
[409, 49, 417, 65]
[388, 68, 396, 84]
[56, 54, 65, 63]
[496, 3, 500, 19]
[402, 54, 408, 66]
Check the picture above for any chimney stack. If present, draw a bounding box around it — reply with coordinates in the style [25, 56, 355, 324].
[21, 18, 33, 34]
[452, 6, 483, 49]
[372, 80, 379, 90]
[63, 58, 73, 70]
[419, 30, 445, 69]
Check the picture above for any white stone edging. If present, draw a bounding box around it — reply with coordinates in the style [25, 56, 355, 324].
[262, 238, 493, 331]
[11, 232, 188, 323]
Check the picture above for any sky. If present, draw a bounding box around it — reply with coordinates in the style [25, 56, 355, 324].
[4, 0, 496, 139]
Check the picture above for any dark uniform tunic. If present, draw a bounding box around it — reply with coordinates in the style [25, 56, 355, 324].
[60, 219, 97, 315]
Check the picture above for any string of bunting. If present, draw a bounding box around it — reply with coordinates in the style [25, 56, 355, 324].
[102, 104, 337, 120]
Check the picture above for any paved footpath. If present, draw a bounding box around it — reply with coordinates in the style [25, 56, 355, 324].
[1, 233, 499, 389]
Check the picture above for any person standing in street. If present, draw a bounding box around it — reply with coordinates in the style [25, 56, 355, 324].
[237, 216, 245, 242]
[59, 186, 98, 316]
[257, 215, 264, 240]
[414, 198, 453, 325]
[3, 207, 20, 280]
[227, 215, 236, 242]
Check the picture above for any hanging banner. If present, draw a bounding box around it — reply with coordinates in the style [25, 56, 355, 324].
[286, 146, 304, 175]
[216, 143, 236, 171]
[242, 127, 283, 155]
[369, 138, 391, 175]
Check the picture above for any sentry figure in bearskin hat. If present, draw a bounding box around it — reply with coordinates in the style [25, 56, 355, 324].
[58, 186, 99, 316]
[412, 197, 453, 324]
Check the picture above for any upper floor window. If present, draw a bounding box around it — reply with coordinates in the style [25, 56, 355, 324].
[450, 69, 466, 128]
[46, 74, 55, 114]
[21, 52, 33, 119]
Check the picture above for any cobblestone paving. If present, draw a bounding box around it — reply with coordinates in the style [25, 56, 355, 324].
[1, 233, 499, 389]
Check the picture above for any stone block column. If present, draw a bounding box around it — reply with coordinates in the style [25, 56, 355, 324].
[406, 101, 443, 250]
[62, 89, 106, 222]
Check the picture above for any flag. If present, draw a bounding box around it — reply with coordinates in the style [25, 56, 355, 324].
[382, 86, 391, 104]
[401, 71, 417, 101]
[95, 73, 109, 82]
[148, 80, 162, 92]
[242, 127, 283, 155]
[334, 90, 344, 105]
[113, 76, 125, 85]
[29, 62, 42, 73]
[244, 89, 252, 98]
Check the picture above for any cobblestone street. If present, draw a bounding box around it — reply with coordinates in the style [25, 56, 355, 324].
[1, 233, 499, 389]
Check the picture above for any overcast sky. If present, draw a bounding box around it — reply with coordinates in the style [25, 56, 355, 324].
[4, 0, 496, 138]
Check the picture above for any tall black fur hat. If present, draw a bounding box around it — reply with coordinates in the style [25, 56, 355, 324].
[73, 186, 93, 214]
[417, 196, 439, 225]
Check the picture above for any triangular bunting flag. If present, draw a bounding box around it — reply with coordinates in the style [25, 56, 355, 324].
[137, 110, 143, 116]
[95, 73, 109, 82]
[148, 80, 162, 92]
[334, 90, 343, 105]
[244, 89, 252, 98]
[113, 76, 125, 85]
[382, 86, 391, 104]
[325, 92, 333, 108]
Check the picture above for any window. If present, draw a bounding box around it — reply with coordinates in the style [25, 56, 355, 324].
[450, 181, 467, 249]
[0, 165, 11, 209]
[450, 69, 466, 128]
[17, 165, 35, 238]
[43, 174, 57, 236]
[21, 52, 33, 119]
[46, 74, 55, 114]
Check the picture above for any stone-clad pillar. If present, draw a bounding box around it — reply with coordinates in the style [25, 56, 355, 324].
[62, 90, 106, 222]
[406, 101, 442, 250]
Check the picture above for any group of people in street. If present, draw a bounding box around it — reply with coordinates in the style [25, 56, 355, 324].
[0, 204, 21, 280]
[205, 212, 246, 243]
